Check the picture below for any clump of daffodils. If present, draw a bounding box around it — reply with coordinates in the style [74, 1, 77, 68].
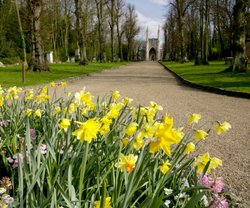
[0, 84, 232, 207]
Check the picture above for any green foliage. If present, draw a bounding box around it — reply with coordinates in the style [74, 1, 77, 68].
[162, 61, 250, 93]
[0, 62, 130, 88]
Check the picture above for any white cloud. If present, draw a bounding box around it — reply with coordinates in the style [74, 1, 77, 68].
[136, 10, 164, 41]
[150, 0, 169, 6]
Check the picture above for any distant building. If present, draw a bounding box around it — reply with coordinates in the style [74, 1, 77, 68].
[136, 27, 162, 61]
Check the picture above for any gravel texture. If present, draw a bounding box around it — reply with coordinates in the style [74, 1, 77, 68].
[52, 61, 250, 207]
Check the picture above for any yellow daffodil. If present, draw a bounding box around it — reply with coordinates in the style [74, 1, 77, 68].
[188, 113, 201, 124]
[26, 109, 32, 117]
[115, 154, 138, 173]
[59, 118, 71, 132]
[34, 109, 42, 118]
[53, 106, 61, 114]
[215, 121, 231, 135]
[72, 118, 101, 143]
[68, 103, 76, 114]
[210, 157, 222, 170]
[40, 87, 48, 94]
[122, 137, 130, 146]
[194, 130, 208, 141]
[94, 197, 112, 208]
[112, 90, 120, 100]
[50, 82, 56, 87]
[106, 103, 123, 119]
[159, 160, 171, 174]
[184, 142, 195, 154]
[150, 115, 183, 156]
[61, 81, 67, 87]
[99, 116, 112, 135]
[125, 122, 138, 136]
[122, 97, 133, 105]
[0, 96, 3, 107]
[132, 132, 144, 150]
[25, 89, 34, 101]
[195, 153, 222, 174]
[150, 101, 163, 111]
[74, 90, 93, 107]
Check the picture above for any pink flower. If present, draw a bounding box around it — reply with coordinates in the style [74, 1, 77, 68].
[8, 153, 24, 169]
[202, 174, 213, 187]
[211, 196, 228, 208]
[212, 177, 224, 193]
[30, 128, 36, 139]
[39, 144, 47, 155]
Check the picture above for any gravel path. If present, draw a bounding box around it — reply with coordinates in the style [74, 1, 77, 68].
[54, 61, 250, 207]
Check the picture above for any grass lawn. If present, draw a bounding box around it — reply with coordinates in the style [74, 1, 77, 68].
[161, 61, 250, 94]
[0, 62, 129, 88]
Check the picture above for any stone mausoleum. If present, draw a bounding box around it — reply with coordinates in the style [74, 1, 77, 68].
[137, 27, 162, 61]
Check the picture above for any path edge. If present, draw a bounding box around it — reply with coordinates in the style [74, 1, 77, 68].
[159, 62, 250, 100]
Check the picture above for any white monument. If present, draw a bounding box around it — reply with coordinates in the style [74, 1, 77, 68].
[46, 51, 53, 63]
[145, 27, 161, 61]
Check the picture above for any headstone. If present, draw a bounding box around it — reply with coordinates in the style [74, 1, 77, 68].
[46, 51, 53, 63]
[0, 61, 5, 67]
[70, 57, 75, 62]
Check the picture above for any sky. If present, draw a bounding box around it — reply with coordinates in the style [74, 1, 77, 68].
[126, 0, 171, 41]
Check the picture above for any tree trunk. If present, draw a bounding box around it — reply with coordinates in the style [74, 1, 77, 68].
[203, 0, 210, 65]
[95, 0, 106, 62]
[226, 0, 248, 72]
[15, 0, 27, 66]
[75, 0, 88, 65]
[28, 0, 49, 72]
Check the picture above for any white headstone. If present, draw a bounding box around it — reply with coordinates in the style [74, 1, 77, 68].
[0, 61, 5, 67]
[46, 51, 53, 63]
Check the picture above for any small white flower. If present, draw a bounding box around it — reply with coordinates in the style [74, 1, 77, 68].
[164, 188, 173, 196]
[201, 195, 209, 206]
[174, 192, 186, 200]
[164, 200, 171, 207]
[0, 187, 6, 194]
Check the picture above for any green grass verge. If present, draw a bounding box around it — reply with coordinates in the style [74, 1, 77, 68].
[0, 62, 129, 88]
[161, 61, 250, 94]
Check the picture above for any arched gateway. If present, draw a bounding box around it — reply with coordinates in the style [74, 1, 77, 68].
[146, 27, 161, 61]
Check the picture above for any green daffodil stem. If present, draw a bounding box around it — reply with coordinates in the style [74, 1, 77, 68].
[79, 141, 89, 207]
[100, 180, 107, 208]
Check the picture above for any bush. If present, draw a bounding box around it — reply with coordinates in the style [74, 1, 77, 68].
[0, 84, 231, 207]
[0, 57, 21, 65]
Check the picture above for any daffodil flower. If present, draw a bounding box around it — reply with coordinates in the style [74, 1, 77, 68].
[115, 153, 138, 173]
[215, 121, 231, 135]
[194, 130, 208, 141]
[188, 113, 201, 124]
[185, 142, 195, 154]
[159, 161, 171, 174]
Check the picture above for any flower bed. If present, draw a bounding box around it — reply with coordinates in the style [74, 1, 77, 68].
[0, 83, 231, 207]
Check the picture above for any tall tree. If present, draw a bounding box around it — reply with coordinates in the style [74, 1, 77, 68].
[170, 0, 195, 62]
[106, 0, 115, 62]
[95, 0, 106, 62]
[15, 0, 27, 65]
[124, 4, 139, 61]
[28, 0, 49, 71]
[75, 0, 88, 65]
[227, 0, 248, 72]
[115, 0, 125, 61]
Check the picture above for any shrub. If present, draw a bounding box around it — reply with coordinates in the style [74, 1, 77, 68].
[0, 84, 231, 207]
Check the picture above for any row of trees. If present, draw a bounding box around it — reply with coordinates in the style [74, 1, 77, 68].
[0, 0, 140, 71]
[163, 0, 249, 71]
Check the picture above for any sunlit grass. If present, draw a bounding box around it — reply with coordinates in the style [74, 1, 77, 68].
[0, 62, 130, 88]
[161, 61, 250, 93]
